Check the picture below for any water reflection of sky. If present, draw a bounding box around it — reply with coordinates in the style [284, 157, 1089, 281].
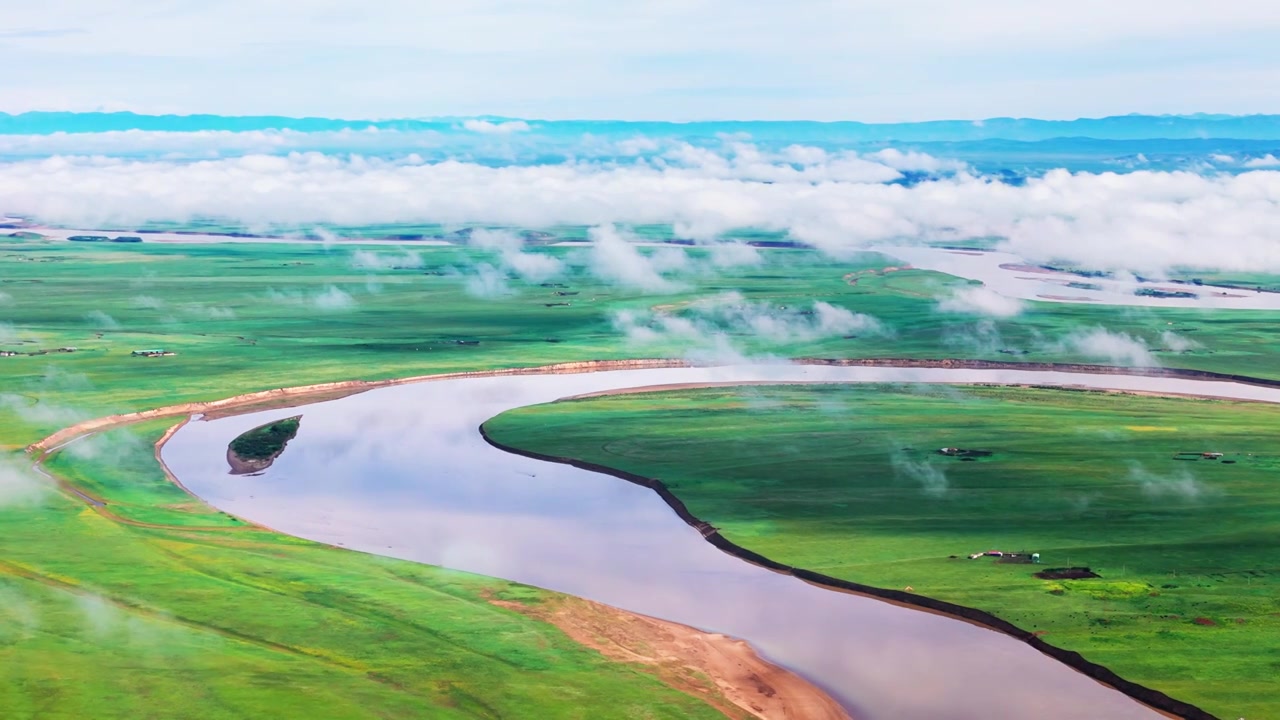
[164, 364, 1280, 719]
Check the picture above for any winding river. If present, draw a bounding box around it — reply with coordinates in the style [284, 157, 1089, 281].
[160, 364, 1280, 719]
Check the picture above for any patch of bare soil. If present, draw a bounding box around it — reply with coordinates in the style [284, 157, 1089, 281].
[495, 596, 850, 720]
[1035, 567, 1100, 580]
[226, 446, 272, 475]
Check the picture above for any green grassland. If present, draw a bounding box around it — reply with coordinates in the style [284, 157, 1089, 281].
[3, 420, 731, 720]
[484, 384, 1280, 718]
[4, 236, 1280, 718]
[4, 237, 1280, 448]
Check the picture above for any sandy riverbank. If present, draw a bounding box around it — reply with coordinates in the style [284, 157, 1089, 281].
[495, 595, 850, 720]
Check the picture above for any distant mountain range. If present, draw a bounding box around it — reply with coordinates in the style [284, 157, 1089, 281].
[5, 112, 1280, 141]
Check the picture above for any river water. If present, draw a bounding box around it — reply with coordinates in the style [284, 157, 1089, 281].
[162, 364, 1280, 719]
[878, 245, 1280, 310]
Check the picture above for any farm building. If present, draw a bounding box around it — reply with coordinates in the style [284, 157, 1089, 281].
[131, 349, 176, 357]
[967, 549, 1041, 563]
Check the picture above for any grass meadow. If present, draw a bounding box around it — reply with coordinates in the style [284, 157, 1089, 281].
[3, 419, 731, 719]
[4, 234, 1280, 718]
[485, 384, 1280, 718]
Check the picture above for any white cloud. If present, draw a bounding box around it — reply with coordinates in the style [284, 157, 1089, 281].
[891, 450, 949, 497]
[782, 144, 827, 165]
[4, 153, 1280, 274]
[1243, 154, 1280, 168]
[614, 293, 885, 357]
[707, 241, 762, 268]
[587, 225, 683, 292]
[813, 301, 883, 337]
[464, 263, 512, 298]
[131, 295, 165, 309]
[350, 249, 422, 270]
[1129, 463, 1215, 502]
[468, 229, 563, 282]
[0, 456, 45, 507]
[501, 250, 563, 282]
[1160, 330, 1202, 353]
[185, 303, 237, 320]
[462, 120, 531, 134]
[266, 285, 355, 310]
[85, 310, 120, 330]
[0, 393, 84, 427]
[312, 286, 355, 310]
[942, 318, 1009, 355]
[1060, 327, 1156, 367]
[937, 285, 1024, 317]
[868, 148, 968, 173]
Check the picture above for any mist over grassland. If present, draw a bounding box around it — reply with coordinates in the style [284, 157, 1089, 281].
[4, 239, 1280, 448]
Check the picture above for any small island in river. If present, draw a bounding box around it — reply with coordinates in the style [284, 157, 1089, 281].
[227, 415, 301, 475]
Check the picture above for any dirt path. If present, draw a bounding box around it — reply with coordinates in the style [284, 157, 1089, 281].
[26, 359, 687, 454]
[496, 595, 850, 720]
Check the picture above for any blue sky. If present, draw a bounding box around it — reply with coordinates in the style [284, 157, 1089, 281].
[5, 0, 1280, 120]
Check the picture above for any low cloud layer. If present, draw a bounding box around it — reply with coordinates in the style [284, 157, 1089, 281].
[464, 264, 513, 299]
[1129, 463, 1215, 502]
[469, 229, 564, 283]
[266, 286, 356, 311]
[461, 119, 531, 135]
[1160, 330, 1202, 353]
[1244, 154, 1280, 168]
[5, 148, 1279, 273]
[613, 291, 885, 362]
[588, 226, 686, 292]
[891, 451, 949, 497]
[1059, 327, 1157, 367]
[937, 285, 1024, 317]
[85, 310, 120, 330]
[0, 456, 45, 507]
[350, 249, 423, 270]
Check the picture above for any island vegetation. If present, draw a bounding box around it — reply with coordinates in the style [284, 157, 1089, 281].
[227, 415, 301, 473]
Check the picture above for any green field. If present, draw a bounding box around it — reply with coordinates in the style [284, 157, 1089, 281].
[4, 420, 733, 719]
[5, 236, 1280, 450]
[4, 236, 1280, 718]
[485, 384, 1280, 719]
